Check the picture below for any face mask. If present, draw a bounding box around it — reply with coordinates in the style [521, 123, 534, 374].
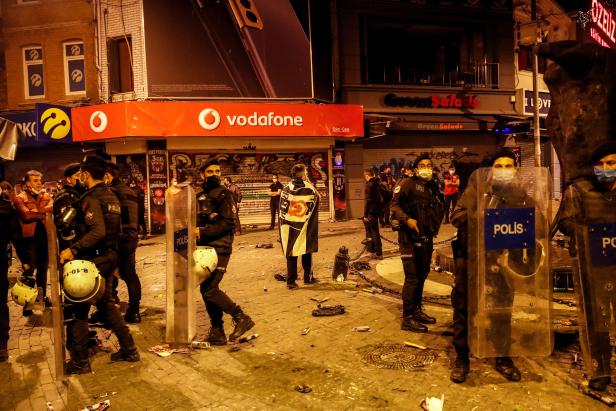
[492, 169, 516, 184]
[449, 169, 455, 174]
[594, 167, 616, 184]
[417, 169, 433, 180]
[204, 175, 221, 189]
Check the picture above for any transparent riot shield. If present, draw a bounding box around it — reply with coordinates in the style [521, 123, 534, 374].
[468, 167, 552, 358]
[45, 214, 66, 381]
[572, 204, 616, 379]
[165, 183, 197, 343]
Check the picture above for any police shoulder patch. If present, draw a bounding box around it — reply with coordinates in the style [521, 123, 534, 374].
[85, 210, 94, 222]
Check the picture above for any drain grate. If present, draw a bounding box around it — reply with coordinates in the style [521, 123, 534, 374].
[358, 343, 438, 369]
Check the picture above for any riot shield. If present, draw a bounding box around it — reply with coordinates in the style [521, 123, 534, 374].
[572, 193, 616, 380]
[165, 183, 197, 343]
[468, 167, 552, 358]
[45, 214, 66, 381]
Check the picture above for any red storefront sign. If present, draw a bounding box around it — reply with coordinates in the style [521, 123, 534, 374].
[71, 102, 364, 141]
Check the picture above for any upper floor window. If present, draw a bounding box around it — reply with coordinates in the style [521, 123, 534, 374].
[63, 41, 86, 95]
[108, 36, 134, 94]
[517, 46, 547, 74]
[22, 46, 44, 99]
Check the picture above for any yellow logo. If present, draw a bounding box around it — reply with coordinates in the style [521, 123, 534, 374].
[40, 108, 71, 140]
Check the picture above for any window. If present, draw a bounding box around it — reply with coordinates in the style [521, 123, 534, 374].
[108, 37, 134, 94]
[22, 46, 44, 99]
[517, 46, 547, 74]
[63, 41, 86, 95]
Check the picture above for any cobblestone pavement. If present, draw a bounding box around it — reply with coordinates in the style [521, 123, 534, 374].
[0, 220, 606, 410]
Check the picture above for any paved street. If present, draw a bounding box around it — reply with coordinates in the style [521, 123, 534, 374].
[0, 220, 606, 410]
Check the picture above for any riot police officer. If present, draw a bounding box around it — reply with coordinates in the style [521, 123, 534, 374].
[59, 155, 139, 374]
[558, 142, 616, 391]
[54, 163, 86, 250]
[105, 161, 142, 323]
[196, 159, 254, 345]
[390, 154, 444, 333]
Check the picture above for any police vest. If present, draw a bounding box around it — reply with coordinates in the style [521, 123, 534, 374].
[575, 180, 616, 224]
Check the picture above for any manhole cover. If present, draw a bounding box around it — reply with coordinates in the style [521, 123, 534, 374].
[358, 343, 438, 369]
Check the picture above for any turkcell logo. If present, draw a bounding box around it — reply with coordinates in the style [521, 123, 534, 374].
[589, 222, 616, 267]
[174, 228, 189, 258]
[484, 207, 535, 250]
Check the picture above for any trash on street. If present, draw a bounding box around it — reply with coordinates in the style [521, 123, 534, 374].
[148, 344, 191, 357]
[191, 341, 212, 350]
[352, 326, 371, 332]
[301, 327, 311, 335]
[256, 243, 274, 249]
[312, 305, 346, 317]
[404, 341, 427, 350]
[294, 385, 313, 394]
[79, 400, 111, 411]
[420, 394, 444, 411]
[238, 333, 259, 343]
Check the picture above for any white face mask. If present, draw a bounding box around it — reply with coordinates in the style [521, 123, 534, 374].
[449, 169, 455, 174]
[492, 169, 516, 184]
[417, 168, 433, 180]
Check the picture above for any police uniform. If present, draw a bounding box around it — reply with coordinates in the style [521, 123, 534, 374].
[196, 172, 254, 344]
[67, 179, 137, 371]
[390, 175, 444, 329]
[109, 176, 141, 322]
[0, 198, 29, 360]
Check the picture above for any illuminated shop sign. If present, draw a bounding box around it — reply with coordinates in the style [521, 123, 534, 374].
[587, 0, 616, 48]
[384, 93, 479, 109]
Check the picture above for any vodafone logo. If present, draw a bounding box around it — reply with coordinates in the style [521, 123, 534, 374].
[199, 109, 221, 131]
[90, 111, 108, 133]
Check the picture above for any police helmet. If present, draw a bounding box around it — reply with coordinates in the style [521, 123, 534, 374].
[62, 260, 104, 304]
[193, 246, 218, 283]
[11, 278, 38, 306]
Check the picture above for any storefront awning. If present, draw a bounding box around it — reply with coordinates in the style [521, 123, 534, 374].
[72, 101, 364, 141]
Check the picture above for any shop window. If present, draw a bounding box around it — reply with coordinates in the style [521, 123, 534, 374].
[22, 45, 44, 99]
[63, 41, 86, 95]
[108, 36, 134, 94]
[517, 46, 547, 74]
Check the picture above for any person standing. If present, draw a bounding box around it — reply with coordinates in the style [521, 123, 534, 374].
[196, 160, 255, 345]
[443, 165, 460, 223]
[105, 162, 142, 323]
[268, 175, 284, 230]
[14, 170, 53, 316]
[223, 177, 242, 235]
[130, 181, 147, 240]
[0, 194, 30, 362]
[60, 155, 139, 374]
[363, 168, 383, 260]
[279, 164, 320, 289]
[379, 167, 394, 227]
[390, 155, 444, 333]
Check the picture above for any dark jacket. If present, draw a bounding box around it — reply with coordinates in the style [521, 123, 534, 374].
[364, 177, 383, 217]
[109, 178, 139, 242]
[558, 178, 616, 237]
[71, 183, 122, 257]
[53, 184, 84, 249]
[391, 176, 444, 242]
[0, 198, 29, 264]
[196, 185, 236, 254]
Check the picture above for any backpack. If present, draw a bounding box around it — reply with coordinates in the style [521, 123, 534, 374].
[377, 182, 393, 205]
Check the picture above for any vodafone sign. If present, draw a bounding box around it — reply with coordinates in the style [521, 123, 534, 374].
[71, 102, 363, 141]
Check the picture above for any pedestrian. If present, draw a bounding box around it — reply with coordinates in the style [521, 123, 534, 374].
[379, 167, 394, 227]
[59, 155, 139, 374]
[450, 150, 526, 383]
[0, 192, 30, 362]
[267, 174, 284, 230]
[196, 160, 255, 345]
[279, 164, 319, 289]
[130, 181, 147, 240]
[558, 142, 616, 391]
[443, 164, 461, 223]
[14, 170, 53, 316]
[223, 176, 242, 235]
[363, 168, 383, 260]
[105, 162, 142, 323]
[390, 154, 445, 333]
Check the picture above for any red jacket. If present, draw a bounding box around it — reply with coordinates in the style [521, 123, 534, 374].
[14, 189, 53, 237]
[443, 173, 460, 196]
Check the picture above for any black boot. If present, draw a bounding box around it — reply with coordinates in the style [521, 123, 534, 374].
[110, 347, 140, 363]
[66, 351, 92, 374]
[400, 316, 428, 333]
[495, 357, 521, 382]
[414, 307, 436, 325]
[450, 355, 470, 383]
[206, 326, 227, 346]
[229, 307, 255, 341]
[589, 376, 612, 391]
[124, 308, 141, 324]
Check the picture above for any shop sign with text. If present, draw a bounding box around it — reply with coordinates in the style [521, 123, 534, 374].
[384, 93, 479, 109]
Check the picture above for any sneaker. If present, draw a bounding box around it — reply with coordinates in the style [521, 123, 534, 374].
[495, 357, 521, 382]
[450, 357, 470, 383]
[205, 326, 227, 346]
[229, 308, 255, 341]
[110, 348, 140, 363]
[303, 276, 319, 285]
[65, 359, 92, 374]
[589, 376, 611, 391]
[124, 311, 141, 324]
[0, 349, 8, 363]
[414, 309, 436, 325]
[400, 316, 428, 333]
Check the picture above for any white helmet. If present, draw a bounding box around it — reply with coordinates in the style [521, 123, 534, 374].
[193, 246, 218, 283]
[62, 260, 104, 304]
[11, 279, 38, 306]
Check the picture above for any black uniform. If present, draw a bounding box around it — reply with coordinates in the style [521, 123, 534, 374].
[196, 184, 239, 329]
[109, 178, 141, 317]
[0, 199, 29, 352]
[364, 177, 383, 256]
[269, 181, 283, 229]
[68, 183, 136, 363]
[53, 184, 84, 250]
[390, 176, 444, 319]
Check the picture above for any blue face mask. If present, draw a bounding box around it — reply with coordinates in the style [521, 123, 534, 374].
[594, 167, 616, 184]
